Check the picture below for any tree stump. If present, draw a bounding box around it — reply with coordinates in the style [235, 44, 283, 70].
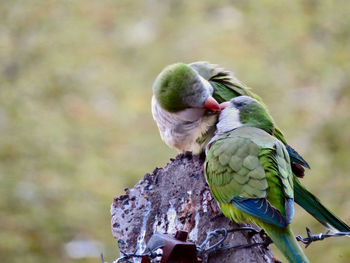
[111, 152, 275, 262]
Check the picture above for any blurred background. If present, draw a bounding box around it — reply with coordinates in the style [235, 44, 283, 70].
[1, 0, 350, 262]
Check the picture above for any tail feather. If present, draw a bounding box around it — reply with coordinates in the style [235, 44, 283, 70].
[286, 144, 310, 169]
[294, 177, 350, 232]
[264, 225, 309, 263]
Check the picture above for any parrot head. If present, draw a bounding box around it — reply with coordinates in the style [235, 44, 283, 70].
[152, 63, 220, 113]
[217, 96, 275, 134]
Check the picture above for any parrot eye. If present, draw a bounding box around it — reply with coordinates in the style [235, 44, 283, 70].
[234, 101, 244, 108]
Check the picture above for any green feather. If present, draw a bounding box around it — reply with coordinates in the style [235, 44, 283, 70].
[206, 127, 293, 212]
[206, 126, 308, 262]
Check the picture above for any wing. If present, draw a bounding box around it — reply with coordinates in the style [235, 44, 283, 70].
[209, 66, 261, 103]
[189, 61, 261, 102]
[205, 136, 268, 202]
[205, 131, 294, 227]
[259, 141, 294, 225]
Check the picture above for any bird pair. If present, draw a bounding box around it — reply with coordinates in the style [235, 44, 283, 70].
[151, 62, 350, 263]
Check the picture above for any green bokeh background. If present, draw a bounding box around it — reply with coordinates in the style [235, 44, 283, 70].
[1, 1, 350, 262]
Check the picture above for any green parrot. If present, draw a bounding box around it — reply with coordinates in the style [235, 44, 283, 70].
[152, 61, 350, 232]
[205, 96, 308, 263]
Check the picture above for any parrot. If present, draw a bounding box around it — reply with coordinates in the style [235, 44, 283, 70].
[152, 61, 350, 233]
[205, 95, 309, 262]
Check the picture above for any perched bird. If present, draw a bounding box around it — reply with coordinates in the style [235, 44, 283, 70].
[205, 96, 308, 263]
[152, 62, 350, 232]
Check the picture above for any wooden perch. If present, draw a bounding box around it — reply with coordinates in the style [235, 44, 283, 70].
[111, 152, 276, 262]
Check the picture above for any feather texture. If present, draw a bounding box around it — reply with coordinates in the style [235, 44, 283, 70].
[205, 126, 309, 262]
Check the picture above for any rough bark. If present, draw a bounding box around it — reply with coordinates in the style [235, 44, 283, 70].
[111, 152, 276, 262]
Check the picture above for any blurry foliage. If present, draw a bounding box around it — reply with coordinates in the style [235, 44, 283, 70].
[0, 0, 349, 262]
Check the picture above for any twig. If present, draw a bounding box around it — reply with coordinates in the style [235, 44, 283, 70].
[296, 227, 350, 248]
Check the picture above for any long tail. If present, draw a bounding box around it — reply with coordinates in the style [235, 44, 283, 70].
[294, 177, 350, 232]
[264, 225, 309, 263]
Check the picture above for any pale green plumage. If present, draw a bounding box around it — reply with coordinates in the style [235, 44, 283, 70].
[206, 127, 292, 214]
[205, 126, 308, 263]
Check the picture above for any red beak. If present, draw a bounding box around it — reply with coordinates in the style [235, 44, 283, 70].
[219, 101, 230, 110]
[203, 96, 220, 112]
